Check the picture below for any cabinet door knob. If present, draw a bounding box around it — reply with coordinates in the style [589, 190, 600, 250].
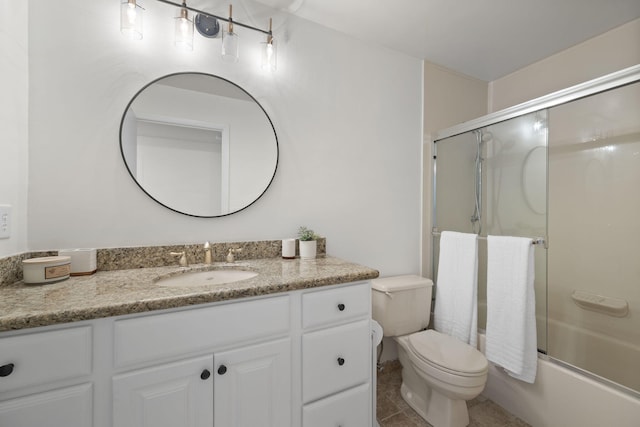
[217, 365, 227, 375]
[0, 363, 14, 377]
[337, 357, 345, 366]
[337, 303, 345, 311]
[200, 369, 211, 380]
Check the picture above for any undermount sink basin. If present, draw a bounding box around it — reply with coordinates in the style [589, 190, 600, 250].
[156, 269, 258, 287]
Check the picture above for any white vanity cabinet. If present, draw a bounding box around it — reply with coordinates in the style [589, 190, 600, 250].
[112, 339, 292, 427]
[0, 280, 374, 427]
[112, 295, 292, 427]
[0, 326, 93, 427]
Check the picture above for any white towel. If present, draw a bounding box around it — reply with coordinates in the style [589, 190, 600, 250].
[486, 235, 537, 383]
[433, 231, 478, 347]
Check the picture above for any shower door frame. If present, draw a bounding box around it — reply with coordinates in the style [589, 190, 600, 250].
[431, 65, 640, 143]
[429, 64, 640, 398]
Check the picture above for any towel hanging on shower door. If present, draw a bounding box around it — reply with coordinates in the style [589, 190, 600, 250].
[433, 231, 478, 347]
[486, 235, 537, 383]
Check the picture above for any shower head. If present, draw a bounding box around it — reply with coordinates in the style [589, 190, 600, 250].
[473, 129, 492, 145]
[480, 130, 493, 144]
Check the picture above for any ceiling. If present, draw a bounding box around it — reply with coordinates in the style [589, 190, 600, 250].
[253, 0, 640, 81]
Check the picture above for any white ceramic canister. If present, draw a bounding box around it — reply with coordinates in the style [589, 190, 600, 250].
[282, 239, 296, 259]
[22, 256, 71, 284]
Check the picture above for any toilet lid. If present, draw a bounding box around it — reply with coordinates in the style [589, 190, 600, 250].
[408, 330, 488, 375]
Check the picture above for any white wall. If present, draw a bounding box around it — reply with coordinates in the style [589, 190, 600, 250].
[423, 61, 489, 135]
[374, 61, 489, 363]
[489, 18, 640, 111]
[0, 1, 29, 257]
[24, 0, 423, 276]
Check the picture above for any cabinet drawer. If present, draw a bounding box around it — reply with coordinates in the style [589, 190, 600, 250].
[302, 383, 370, 427]
[302, 282, 370, 330]
[114, 295, 290, 368]
[302, 319, 370, 403]
[0, 326, 92, 393]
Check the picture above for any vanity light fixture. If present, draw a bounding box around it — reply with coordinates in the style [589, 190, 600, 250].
[221, 5, 239, 62]
[174, 0, 194, 50]
[120, 0, 144, 40]
[126, 0, 276, 70]
[261, 18, 277, 71]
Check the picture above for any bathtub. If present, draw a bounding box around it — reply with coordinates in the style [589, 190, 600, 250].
[546, 317, 640, 392]
[478, 332, 640, 427]
[479, 299, 640, 391]
[476, 300, 640, 426]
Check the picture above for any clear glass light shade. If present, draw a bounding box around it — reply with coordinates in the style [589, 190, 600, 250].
[221, 31, 239, 62]
[120, 0, 143, 40]
[175, 10, 194, 50]
[261, 40, 277, 71]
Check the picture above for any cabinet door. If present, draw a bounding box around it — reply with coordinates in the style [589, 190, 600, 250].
[113, 355, 213, 427]
[0, 383, 92, 427]
[214, 338, 291, 427]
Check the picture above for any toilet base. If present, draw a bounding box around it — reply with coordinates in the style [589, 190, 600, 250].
[400, 381, 469, 427]
[397, 338, 472, 427]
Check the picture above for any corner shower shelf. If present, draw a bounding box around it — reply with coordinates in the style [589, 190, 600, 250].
[571, 290, 629, 317]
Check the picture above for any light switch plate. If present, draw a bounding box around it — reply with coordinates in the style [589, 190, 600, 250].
[0, 205, 11, 239]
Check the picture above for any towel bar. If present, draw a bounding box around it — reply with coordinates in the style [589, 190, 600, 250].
[431, 229, 547, 249]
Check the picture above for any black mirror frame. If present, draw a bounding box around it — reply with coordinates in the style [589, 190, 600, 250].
[119, 72, 279, 218]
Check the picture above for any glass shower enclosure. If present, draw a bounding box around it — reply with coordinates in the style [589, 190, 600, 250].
[431, 65, 640, 395]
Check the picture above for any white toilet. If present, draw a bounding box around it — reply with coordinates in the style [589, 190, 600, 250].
[372, 275, 488, 427]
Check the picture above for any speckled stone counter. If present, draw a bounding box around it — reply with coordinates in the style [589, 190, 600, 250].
[0, 256, 379, 332]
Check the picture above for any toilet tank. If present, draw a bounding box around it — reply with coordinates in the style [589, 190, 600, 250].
[371, 275, 433, 337]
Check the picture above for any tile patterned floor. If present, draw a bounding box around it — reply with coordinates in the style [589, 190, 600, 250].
[376, 360, 531, 427]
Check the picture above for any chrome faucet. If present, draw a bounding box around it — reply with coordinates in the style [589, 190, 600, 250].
[204, 241, 212, 265]
[170, 251, 188, 267]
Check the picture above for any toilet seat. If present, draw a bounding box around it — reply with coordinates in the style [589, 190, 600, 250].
[407, 330, 488, 377]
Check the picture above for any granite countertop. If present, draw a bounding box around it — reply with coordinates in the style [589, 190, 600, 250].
[0, 256, 379, 332]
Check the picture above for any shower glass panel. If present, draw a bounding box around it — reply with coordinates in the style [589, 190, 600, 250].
[547, 81, 640, 393]
[434, 111, 548, 353]
[431, 66, 640, 396]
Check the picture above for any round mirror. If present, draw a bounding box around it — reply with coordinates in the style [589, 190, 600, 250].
[120, 73, 278, 217]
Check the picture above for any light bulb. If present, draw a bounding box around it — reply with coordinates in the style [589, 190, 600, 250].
[260, 19, 277, 71]
[127, 4, 136, 24]
[261, 40, 277, 71]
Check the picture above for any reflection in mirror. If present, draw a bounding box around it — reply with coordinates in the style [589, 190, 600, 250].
[120, 73, 278, 217]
